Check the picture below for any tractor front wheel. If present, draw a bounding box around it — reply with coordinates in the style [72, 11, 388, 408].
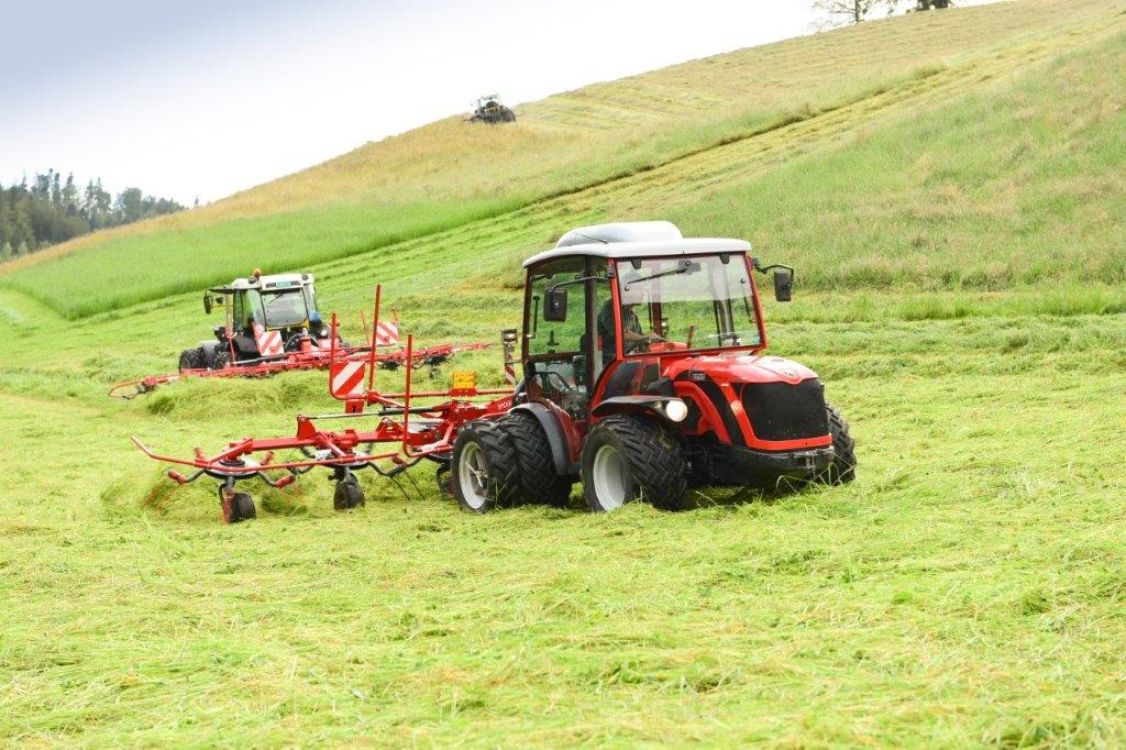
[451, 421, 517, 513]
[178, 347, 203, 372]
[582, 415, 687, 512]
[820, 403, 856, 485]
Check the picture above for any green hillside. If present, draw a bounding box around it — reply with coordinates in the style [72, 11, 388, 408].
[2, 0, 1122, 318]
[1, 1, 1124, 745]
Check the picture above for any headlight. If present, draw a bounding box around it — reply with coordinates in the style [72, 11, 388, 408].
[664, 398, 688, 422]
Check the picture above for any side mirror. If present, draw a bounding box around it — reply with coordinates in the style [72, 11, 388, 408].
[544, 286, 568, 322]
[203, 294, 213, 314]
[773, 269, 793, 302]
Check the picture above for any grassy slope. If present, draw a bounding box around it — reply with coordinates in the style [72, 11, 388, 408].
[1, 1, 1124, 746]
[1, 0, 1121, 318]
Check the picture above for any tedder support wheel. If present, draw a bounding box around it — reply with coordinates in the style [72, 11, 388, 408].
[435, 463, 452, 499]
[820, 403, 857, 485]
[220, 488, 257, 523]
[178, 347, 203, 372]
[582, 415, 687, 512]
[498, 411, 572, 507]
[451, 420, 517, 513]
[334, 475, 365, 510]
[212, 350, 231, 370]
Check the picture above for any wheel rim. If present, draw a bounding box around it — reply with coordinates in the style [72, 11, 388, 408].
[458, 441, 490, 510]
[592, 443, 628, 510]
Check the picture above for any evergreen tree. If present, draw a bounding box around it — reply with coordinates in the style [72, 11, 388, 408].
[62, 173, 79, 216]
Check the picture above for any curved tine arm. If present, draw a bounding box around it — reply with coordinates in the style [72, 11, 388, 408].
[133, 436, 400, 474]
[131, 436, 204, 468]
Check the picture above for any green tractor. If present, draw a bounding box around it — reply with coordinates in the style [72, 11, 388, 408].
[177, 270, 335, 372]
[468, 94, 516, 124]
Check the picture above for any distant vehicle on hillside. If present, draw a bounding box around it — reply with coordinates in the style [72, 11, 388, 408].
[467, 94, 516, 124]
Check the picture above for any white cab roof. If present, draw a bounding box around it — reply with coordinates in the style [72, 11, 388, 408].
[525, 221, 751, 267]
[222, 272, 312, 291]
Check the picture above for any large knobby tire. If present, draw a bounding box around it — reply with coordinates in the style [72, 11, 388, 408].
[178, 347, 203, 373]
[498, 411, 572, 507]
[582, 415, 687, 512]
[451, 420, 518, 513]
[821, 403, 856, 485]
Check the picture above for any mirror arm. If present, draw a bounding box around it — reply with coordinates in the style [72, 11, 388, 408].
[754, 262, 795, 280]
[545, 275, 608, 294]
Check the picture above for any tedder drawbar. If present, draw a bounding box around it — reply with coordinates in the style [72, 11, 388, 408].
[135, 222, 857, 523]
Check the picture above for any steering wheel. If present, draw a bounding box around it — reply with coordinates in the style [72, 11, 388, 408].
[624, 331, 667, 354]
[624, 339, 649, 354]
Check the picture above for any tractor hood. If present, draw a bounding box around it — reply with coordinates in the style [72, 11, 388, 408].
[665, 354, 818, 386]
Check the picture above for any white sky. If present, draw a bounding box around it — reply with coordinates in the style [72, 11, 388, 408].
[1, 0, 998, 205]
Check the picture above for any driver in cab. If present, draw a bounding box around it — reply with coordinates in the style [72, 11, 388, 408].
[597, 288, 663, 363]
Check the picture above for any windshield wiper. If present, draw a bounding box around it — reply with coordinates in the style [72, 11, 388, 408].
[623, 259, 701, 290]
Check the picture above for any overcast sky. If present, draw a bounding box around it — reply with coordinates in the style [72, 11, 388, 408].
[1, 0, 997, 205]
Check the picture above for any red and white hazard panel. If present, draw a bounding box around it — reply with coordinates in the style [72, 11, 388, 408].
[330, 361, 367, 399]
[375, 320, 399, 347]
[253, 323, 284, 358]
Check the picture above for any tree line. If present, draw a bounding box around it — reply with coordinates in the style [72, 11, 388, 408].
[0, 169, 187, 261]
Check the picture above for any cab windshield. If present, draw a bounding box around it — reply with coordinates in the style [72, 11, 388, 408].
[261, 289, 310, 328]
[615, 254, 761, 352]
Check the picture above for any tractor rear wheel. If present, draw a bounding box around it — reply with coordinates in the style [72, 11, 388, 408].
[820, 403, 856, 485]
[451, 420, 517, 513]
[498, 411, 571, 507]
[582, 415, 687, 512]
[334, 476, 365, 510]
[178, 347, 203, 372]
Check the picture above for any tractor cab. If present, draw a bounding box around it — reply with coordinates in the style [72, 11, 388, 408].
[450, 221, 850, 514]
[520, 222, 789, 422]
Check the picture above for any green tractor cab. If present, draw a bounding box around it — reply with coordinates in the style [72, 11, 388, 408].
[178, 271, 333, 371]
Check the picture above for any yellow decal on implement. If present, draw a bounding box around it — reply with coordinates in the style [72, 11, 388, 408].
[451, 371, 477, 392]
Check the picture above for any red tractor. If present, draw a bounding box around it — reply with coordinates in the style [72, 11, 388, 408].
[450, 221, 855, 512]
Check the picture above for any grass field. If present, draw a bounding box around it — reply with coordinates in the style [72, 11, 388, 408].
[1, 0, 1124, 745]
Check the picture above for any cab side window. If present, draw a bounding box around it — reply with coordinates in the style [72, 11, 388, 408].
[527, 259, 587, 359]
[524, 257, 592, 418]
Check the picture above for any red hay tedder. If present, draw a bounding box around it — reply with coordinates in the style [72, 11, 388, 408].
[135, 222, 855, 523]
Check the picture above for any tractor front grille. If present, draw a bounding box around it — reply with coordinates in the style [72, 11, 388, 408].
[741, 379, 828, 442]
